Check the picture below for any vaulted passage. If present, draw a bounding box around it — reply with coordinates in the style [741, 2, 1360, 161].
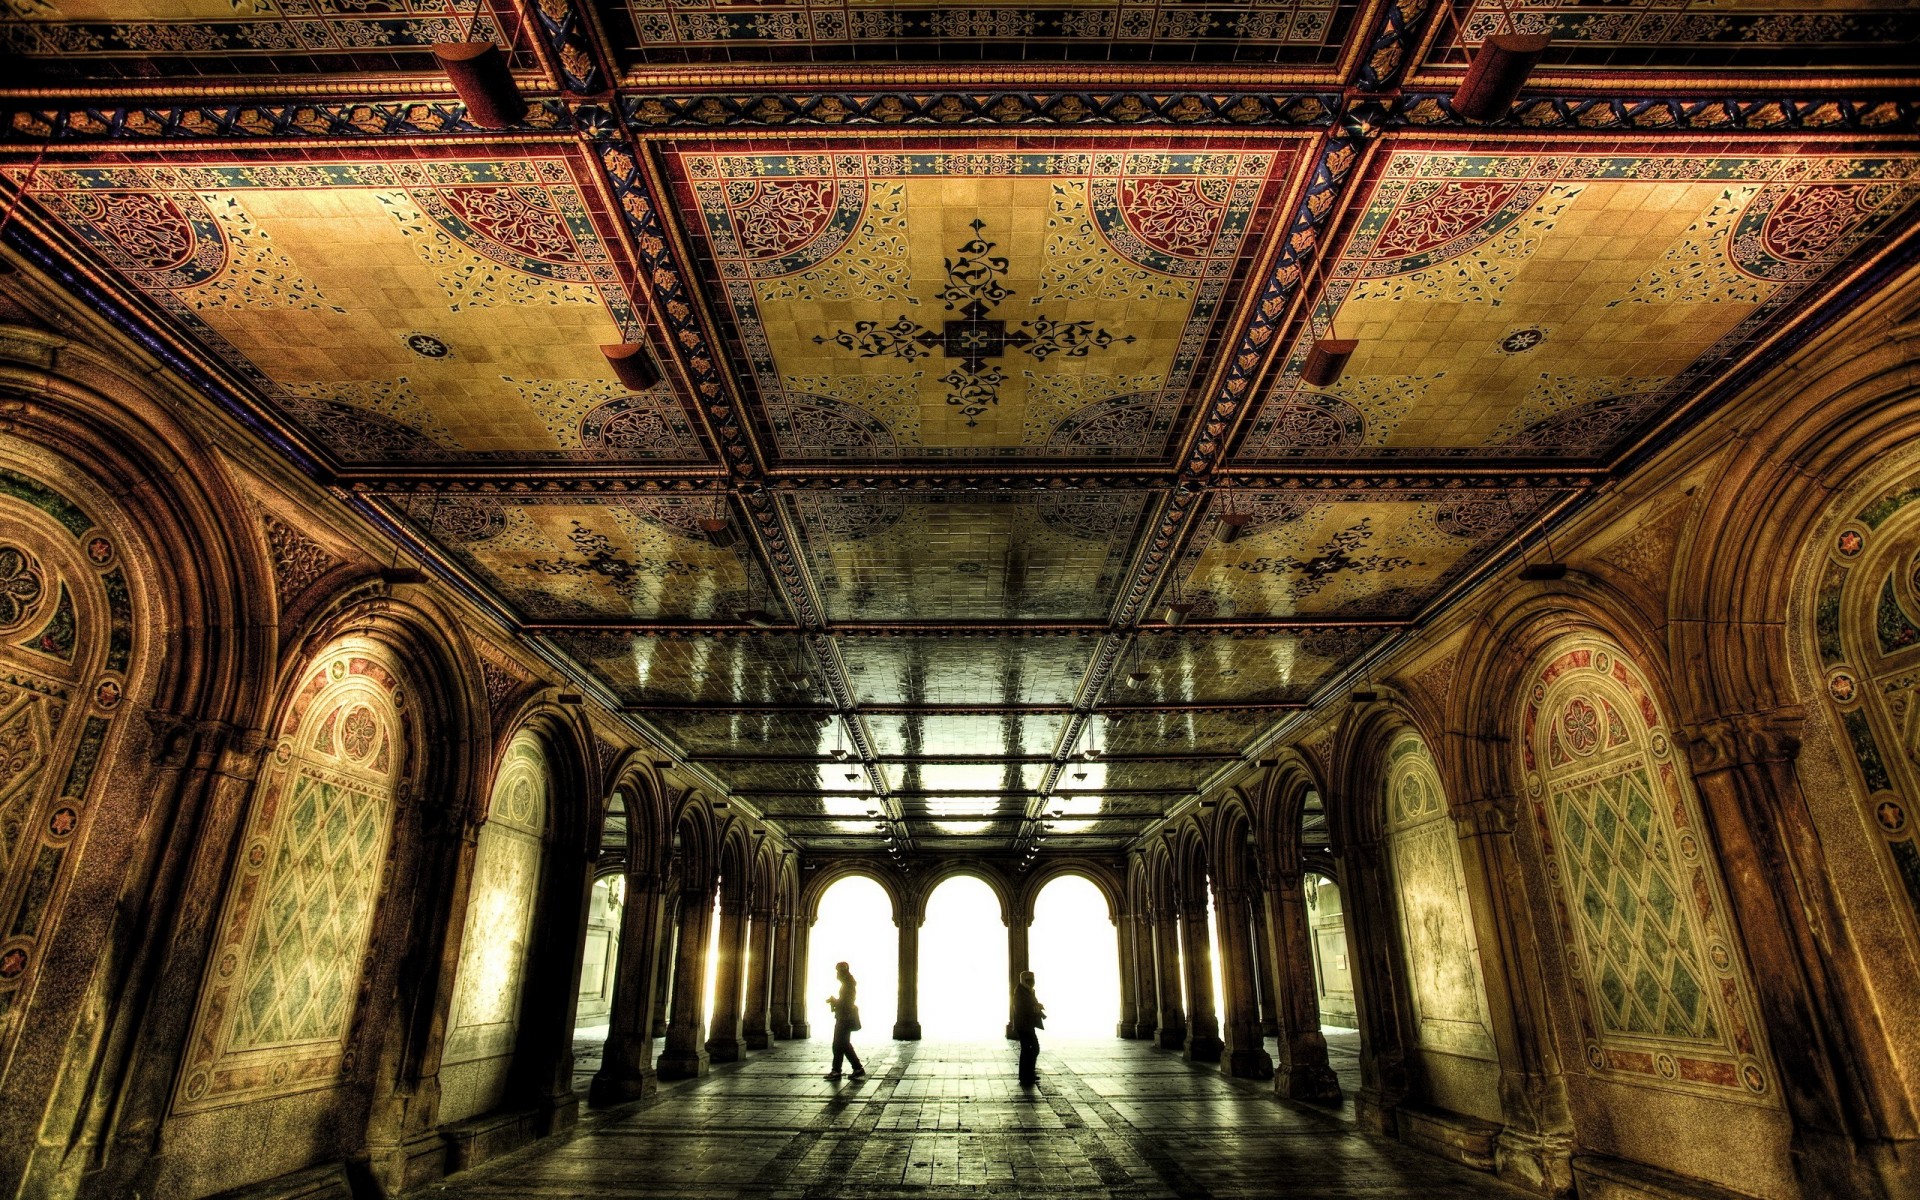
[1, 3, 1919, 1199]
[428, 1038, 1520, 1200]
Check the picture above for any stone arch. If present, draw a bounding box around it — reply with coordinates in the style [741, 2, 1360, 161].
[0, 327, 280, 1195]
[909, 860, 1013, 927]
[608, 760, 670, 884]
[801, 860, 905, 928]
[714, 821, 753, 908]
[669, 793, 719, 893]
[1017, 858, 1123, 924]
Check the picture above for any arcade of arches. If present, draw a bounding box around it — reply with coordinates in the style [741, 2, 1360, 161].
[1, 12, 1919, 1200]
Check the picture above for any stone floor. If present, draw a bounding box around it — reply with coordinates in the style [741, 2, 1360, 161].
[433, 1036, 1523, 1199]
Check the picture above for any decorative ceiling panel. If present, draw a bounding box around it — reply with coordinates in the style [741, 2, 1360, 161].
[1054, 759, 1221, 792]
[1120, 630, 1374, 703]
[1174, 488, 1567, 620]
[789, 492, 1153, 620]
[0, 0, 539, 80]
[895, 795, 1029, 816]
[866, 713, 1066, 758]
[6, 153, 701, 468]
[663, 140, 1304, 464]
[552, 633, 811, 705]
[1095, 708, 1276, 755]
[1417, 0, 1920, 74]
[710, 760, 877, 792]
[600, 0, 1375, 70]
[406, 496, 757, 620]
[903, 819, 1023, 841]
[841, 635, 1099, 705]
[1237, 148, 1920, 463]
[882, 762, 1050, 791]
[645, 710, 834, 756]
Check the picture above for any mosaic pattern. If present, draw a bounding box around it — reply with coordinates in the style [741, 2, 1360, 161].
[176, 649, 409, 1112]
[789, 492, 1151, 621]
[1121, 630, 1371, 704]
[554, 633, 812, 706]
[1385, 733, 1498, 1062]
[1810, 471, 1920, 936]
[0, 466, 128, 1037]
[0, 0, 531, 79]
[6, 156, 699, 467]
[1521, 642, 1775, 1100]
[414, 496, 756, 621]
[601, 0, 1371, 67]
[1173, 491, 1563, 620]
[667, 143, 1299, 462]
[1430, 0, 1920, 72]
[867, 714, 1066, 759]
[441, 730, 550, 1123]
[1239, 151, 1920, 462]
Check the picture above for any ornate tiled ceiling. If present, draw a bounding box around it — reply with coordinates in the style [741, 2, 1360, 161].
[2, 0, 1916, 858]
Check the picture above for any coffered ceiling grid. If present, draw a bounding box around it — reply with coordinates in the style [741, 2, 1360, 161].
[2, 0, 1916, 858]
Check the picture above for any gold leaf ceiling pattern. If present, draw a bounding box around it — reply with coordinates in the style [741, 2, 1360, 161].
[1, 0, 1916, 856]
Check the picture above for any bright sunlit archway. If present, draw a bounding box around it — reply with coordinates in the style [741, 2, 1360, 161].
[919, 874, 1007, 1039]
[807, 875, 898, 1037]
[1027, 874, 1120, 1036]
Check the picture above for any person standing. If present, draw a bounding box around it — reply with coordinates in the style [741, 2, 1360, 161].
[825, 960, 865, 1079]
[1011, 969, 1045, 1085]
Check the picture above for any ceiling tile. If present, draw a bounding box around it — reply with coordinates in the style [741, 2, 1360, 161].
[841, 635, 1098, 705]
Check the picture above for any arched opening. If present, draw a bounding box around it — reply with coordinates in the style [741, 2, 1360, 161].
[1028, 875, 1120, 1036]
[806, 875, 898, 1039]
[919, 875, 1007, 1039]
[573, 874, 624, 1063]
[1304, 871, 1359, 1095]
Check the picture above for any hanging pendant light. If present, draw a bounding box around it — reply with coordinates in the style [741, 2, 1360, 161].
[1301, 337, 1358, 387]
[434, 41, 527, 129]
[602, 342, 662, 392]
[1452, 33, 1551, 122]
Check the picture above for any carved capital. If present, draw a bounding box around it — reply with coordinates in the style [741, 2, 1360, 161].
[1679, 707, 1805, 775]
[1452, 793, 1520, 839]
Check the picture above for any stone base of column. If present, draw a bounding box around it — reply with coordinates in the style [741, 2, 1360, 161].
[1117, 1021, 1141, 1038]
[1275, 1062, 1342, 1104]
[705, 1037, 744, 1063]
[745, 1028, 772, 1050]
[650, 1020, 670, 1039]
[1354, 1087, 1396, 1135]
[892, 1021, 922, 1040]
[789, 1020, 812, 1038]
[1132, 1020, 1158, 1040]
[1155, 1025, 1186, 1050]
[1184, 1033, 1224, 1063]
[770, 1019, 794, 1039]
[1222, 1046, 1273, 1080]
[1495, 1128, 1575, 1196]
[656, 1050, 710, 1080]
[588, 1064, 656, 1107]
[1260, 1018, 1280, 1037]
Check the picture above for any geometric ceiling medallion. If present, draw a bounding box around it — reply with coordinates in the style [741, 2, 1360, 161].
[402, 332, 452, 359]
[813, 218, 1134, 427]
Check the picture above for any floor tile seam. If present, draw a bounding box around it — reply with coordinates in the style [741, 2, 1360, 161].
[1043, 1058, 1215, 1200]
[812, 1042, 920, 1180]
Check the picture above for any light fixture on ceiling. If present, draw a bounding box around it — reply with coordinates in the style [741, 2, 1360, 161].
[1163, 577, 1193, 628]
[1301, 336, 1358, 388]
[736, 609, 777, 627]
[602, 342, 663, 392]
[830, 716, 849, 761]
[1516, 501, 1569, 581]
[1453, 33, 1551, 123]
[433, 41, 527, 129]
[1217, 508, 1251, 545]
[699, 515, 737, 549]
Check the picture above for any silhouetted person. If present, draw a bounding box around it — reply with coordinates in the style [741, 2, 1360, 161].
[1012, 969, 1045, 1085]
[825, 960, 865, 1079]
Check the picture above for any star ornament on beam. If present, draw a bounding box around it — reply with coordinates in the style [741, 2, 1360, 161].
[813, 218, 1134, 426]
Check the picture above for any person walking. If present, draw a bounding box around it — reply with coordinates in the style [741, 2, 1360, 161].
[825, 960, 865, 1079]
[1012, 969, 1045, 1086]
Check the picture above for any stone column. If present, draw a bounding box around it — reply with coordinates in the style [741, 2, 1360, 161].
[788, 919, 813, 1038]
[656, 888, 713, 1080]
[768, 914, 795, 1039]
[1178, 901, 1223, 1062]
[1114, 910, 1141, 1038]
[590, 875, 669, 1105]
[1130, 911, 1159, 1039]
[1151, 906, 1187, 1049]
[1337, 835, 1411, 1134]
[894, 913, 923, 1040]
[705, 898, 749, 1063]
[650, 909, 676, 1041]
[1680, 711, 1917, 1200]
[1249, 890, 1280, 1038]
[1264, 869, 1341, 1103]
[1004, 908, 1030, 1040]
[1213, 883, 1272, 1079]
[741, 906, 776, 1050]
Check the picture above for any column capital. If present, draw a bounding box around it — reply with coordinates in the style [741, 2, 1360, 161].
[1678, 707, 1804, 776]
[1452, 793, 1521, 838]
[749, 905, 774, 921]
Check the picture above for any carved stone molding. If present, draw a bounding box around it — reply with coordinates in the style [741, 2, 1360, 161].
[259, 512, 337, 610]
[1679, 708, 1805, 775]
